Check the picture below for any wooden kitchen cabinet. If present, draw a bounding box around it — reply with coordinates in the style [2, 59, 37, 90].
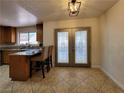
[11, 28, 16, 43]
[0, 26, 5, 44]
[3, 51, 11, 64]
[0, 26, 16, 44]
[2, 50, 20, 64]
[9, 55, 30, 81]
[36, 24, 43, 42]
[3, 27, 16, 44]
[0, 27, 2, 43]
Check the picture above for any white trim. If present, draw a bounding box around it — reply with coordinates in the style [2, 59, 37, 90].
[101, 67, 124, 90]
[91, 64, 100, 68]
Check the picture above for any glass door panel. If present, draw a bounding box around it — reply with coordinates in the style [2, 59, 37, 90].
[57, 32, 69, 63]
[55, 28, 90, 67]
[75, 31, 87, 64]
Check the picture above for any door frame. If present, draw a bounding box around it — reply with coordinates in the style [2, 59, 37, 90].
[54, 27, 91, 67]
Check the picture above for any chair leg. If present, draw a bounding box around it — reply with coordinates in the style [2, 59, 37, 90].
[41, 63, 45, 78]
[46, 59, 50, 72]
[30, 61, 32, 78]
[35, 61, 41, 72]
[50, 57, 52, 67]
[51, 61, 52, 67]
[47, 64, 50, 72]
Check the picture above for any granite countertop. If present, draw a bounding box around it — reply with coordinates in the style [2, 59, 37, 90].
[10, 49, 41, 56]
[0, 48, 41, 51]
[0, 45, 41, 51]
[0, 49, 27, 51]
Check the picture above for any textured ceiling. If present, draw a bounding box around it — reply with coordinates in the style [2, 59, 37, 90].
[0, 0, 119, 27]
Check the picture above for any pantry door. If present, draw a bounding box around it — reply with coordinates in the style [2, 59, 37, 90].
[55, 27, 91, 67]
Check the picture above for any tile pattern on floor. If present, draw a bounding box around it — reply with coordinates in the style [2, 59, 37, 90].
[0, 65, 124, 93]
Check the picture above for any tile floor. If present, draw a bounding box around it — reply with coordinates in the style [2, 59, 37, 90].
[0, 65, 124, 93]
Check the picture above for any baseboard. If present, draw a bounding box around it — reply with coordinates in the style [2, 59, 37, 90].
[101, 67, 124, 90]
[91, 64, 100, 68]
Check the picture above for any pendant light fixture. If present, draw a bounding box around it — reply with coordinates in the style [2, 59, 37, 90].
[68, 0, 81, 17]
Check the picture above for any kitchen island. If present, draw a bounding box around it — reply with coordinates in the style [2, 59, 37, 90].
[1, 49, 27, 64]
[9, 49, 41, 81]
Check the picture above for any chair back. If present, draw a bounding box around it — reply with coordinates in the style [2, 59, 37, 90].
[49, 45, 53, 57]
[41, 46, 49, 61]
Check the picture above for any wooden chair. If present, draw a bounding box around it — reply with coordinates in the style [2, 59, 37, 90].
[48, 46, 53, 67]
[30, 46, 49, 78]
[42, 45, 54, 72]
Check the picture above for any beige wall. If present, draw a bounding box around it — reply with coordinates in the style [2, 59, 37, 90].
[17, 26, 37, 32]
[100, 0, 124, 89]
[43, 18, 101, 67]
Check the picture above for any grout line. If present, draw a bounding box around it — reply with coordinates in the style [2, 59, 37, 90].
[30, 79, 34, 93]
[11, 81, 14, 93]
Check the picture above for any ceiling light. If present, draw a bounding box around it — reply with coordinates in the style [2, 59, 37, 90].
[68, 0, 81, 17]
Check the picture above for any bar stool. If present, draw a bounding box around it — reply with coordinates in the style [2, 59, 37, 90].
[48, 46, 53, 67]
[30, 46, 49, 78]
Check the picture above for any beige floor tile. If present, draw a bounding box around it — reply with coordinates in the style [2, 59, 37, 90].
[73, 82, 98, 93]
[52, 81, 71, 93]
[0, 65, 124, 93]
[12, 81, 33, 93]
[84, 77, 104, 91]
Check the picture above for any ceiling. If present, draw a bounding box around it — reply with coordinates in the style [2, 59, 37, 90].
[0, 0, 119, 27]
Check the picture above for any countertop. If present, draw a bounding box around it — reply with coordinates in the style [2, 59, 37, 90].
[0, 48, 41, 51]
[0, 45, 41, 51]
[10, 49, 41, 56]
[0, 49, 27, 51]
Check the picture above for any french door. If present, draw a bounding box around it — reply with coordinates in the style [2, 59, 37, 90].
[55, 27, 91, 67]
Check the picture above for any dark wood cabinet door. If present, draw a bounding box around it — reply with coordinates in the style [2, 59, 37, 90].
[0, 27, 2, 43]
[36, 24, 43, 42]
[0, 26, 5, 43]
[1, 27, 6, 43]
[0, 26, 16, 44]
[11, 27, 16, 43]
[5, 27, 11, 43]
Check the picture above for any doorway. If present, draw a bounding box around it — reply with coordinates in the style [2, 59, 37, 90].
[55, 27, 91, 67]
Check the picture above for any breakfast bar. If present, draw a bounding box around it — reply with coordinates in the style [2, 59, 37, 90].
[9, 49, 41, 81]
